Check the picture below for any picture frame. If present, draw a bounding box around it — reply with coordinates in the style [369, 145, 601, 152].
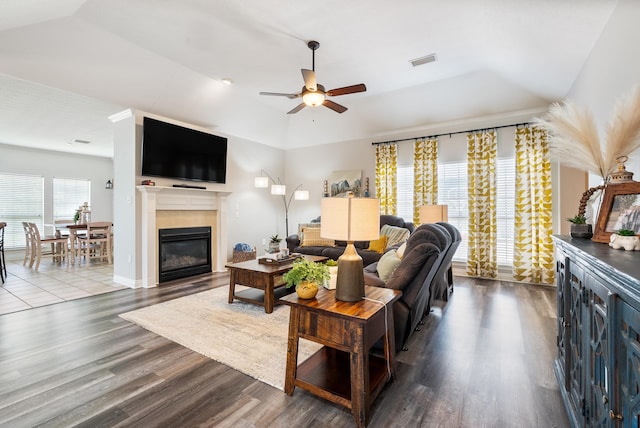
[329, 170, 362, 197]
[592, 181, 640, 243]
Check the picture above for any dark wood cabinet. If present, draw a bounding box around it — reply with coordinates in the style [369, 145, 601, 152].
[554, 236, 640, 427]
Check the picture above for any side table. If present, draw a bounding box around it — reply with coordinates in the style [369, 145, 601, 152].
[281, 286, 401, 427]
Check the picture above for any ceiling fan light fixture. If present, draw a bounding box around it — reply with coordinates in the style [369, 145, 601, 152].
[303, 90, 325, 107]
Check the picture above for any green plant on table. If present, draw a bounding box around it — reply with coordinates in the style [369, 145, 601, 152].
[270, 234, 282, 243]
[616, 229, 636, 236]
[566, 215, 587, 224]
[325, 259, 338, 267]
[283, 259, 330, 288]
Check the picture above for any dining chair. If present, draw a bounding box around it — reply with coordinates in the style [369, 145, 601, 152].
[22, 222, 35, 267]
[0, 222, 6, 283]
[27, 222, 69, 270]
[76, 222, 112, 264]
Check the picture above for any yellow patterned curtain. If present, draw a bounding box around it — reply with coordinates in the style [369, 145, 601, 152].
[375, 143, 397, 215]
[513, 126, 554, 284]
[467, 130, 497, 278]
[413, 138, 439, 224]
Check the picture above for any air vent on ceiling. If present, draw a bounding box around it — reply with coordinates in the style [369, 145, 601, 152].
[410, 53, 437, 67]
[72, 139, 91, 144]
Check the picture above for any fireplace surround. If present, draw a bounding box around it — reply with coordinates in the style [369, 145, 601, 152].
[137, 185, 229, 288]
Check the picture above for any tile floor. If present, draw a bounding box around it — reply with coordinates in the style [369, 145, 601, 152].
[0, 250, 125, 315]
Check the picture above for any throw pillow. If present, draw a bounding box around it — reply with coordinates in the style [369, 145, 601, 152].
[377, 249, 402, 282]
[396, 241, 407, 259]
[380, 224, 410, 249]
[300, 227, 335, 247]
[367, 235, 388, 253]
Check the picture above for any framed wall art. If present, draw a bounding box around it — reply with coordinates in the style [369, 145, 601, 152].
[592, 181, 640, 243]
[329, 170, 362, 197]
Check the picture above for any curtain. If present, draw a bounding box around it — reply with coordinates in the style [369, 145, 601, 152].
[513, 126, 554, 284]
[467, 130, 497, 278]
[375, 143, 398, 215]
[413, 138, 439, 224]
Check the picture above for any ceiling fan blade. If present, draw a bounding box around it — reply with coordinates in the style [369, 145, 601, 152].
[323, 100, 348, 113]
[259, 91, 300, 99]
[287, 103, 307, 114]
[301, 69, 317, 91]
[326, 83, 367, 97]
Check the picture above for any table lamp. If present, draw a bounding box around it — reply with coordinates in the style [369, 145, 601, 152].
[419, 204, 448, 224]
[321, 197, 380, 301]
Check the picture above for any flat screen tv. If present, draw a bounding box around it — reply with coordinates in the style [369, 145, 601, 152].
[141, 117, 227, 183]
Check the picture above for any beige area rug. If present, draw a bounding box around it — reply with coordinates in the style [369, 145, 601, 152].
[119, 286, 321, 391]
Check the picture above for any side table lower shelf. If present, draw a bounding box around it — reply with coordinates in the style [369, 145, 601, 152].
[295, 347, 391, 409]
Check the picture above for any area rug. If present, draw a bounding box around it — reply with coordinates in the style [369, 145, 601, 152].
[119, 286, 321, 391]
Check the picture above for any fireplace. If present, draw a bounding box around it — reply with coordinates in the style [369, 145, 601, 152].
[158, 227, 211, 283]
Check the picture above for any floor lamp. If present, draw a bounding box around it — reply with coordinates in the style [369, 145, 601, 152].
[320, 197, 380, 301]
[255, 170, 309, 237]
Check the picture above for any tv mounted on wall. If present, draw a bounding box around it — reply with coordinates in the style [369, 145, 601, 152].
[141, 117, 228, 184]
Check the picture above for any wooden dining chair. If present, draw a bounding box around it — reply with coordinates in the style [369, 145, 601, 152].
[0, 222, 6, 283]
[76, 222, 112, 264]
[22, 221, 35, 267]
[27, 222, 69, 270]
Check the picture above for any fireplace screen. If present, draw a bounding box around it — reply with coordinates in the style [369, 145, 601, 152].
[159, 227, 211, 282]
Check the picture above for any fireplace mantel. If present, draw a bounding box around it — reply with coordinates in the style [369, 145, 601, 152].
[137, 185, 230, 287]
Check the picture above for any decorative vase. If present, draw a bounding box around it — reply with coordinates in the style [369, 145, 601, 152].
[609, 234, 640, 251]
[570, 224, 593, 239]
[269, 242, 280, 253]
[296, 280, 319, 299]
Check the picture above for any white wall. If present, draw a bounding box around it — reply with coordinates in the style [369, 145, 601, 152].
[569, 0, 640, 174]
[0, 142, 114, 228]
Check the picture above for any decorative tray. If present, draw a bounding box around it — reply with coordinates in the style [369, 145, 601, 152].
[258, 256, 300, 265]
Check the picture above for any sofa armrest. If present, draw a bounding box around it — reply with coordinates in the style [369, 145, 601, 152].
[286, 234, 300, 252]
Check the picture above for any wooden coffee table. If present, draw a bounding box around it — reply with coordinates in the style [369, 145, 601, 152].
[226, 255, 328, 313]
[281, 286, 401, 427]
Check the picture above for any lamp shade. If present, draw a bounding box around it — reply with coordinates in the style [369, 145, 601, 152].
[254, 176, 269, 188]
[321, 198, 380, 241]
[271, 184, 286, 195]
[294, 190, 309, 200]
[419, 204, 449, 224]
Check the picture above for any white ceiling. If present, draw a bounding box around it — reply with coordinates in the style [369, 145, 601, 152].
[0, 0, 618, 158]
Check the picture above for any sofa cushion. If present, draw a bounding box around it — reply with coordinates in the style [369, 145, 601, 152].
[396, 241, 407, 259]
[377, 249, 402, 282]
[380, 224, 410, 249]
[367, 235, 388, 253]
[300, 227, 335, 247]
[386, 242, 440, 290]
[364, 271, 386, 288]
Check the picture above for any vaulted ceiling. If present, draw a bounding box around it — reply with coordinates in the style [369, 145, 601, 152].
[0, 0, 618, 158]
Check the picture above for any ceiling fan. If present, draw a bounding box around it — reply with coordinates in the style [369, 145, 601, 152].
[259, 40, 366, 114]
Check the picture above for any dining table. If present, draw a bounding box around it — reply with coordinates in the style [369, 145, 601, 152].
[49, 223, 109, 264]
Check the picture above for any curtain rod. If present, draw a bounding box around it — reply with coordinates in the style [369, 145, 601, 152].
[371, 122, 532, 146]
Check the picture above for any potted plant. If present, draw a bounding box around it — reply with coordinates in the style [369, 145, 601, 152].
[283, 259, 330, 299]
[610, 229, 640, 250]
[324, 259, 338, 290]
[567, 214, 592, 239]
[268, 234, 282, 253]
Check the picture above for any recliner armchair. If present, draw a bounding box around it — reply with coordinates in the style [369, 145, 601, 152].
[364, 223, 452, 352]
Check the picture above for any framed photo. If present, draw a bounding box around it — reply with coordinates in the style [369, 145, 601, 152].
[329, 170, 362, 197]
[593, 182, 640, 243]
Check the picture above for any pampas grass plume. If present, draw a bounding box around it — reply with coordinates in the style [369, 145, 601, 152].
[604, 85, 640, 175]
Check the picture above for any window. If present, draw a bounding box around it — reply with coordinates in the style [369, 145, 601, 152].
[436, 158, 515, 266]
[438, 162, 468, 262]
[53, 177, 91, 222]
[0, 173, 44, 249]
[396, 164, 414, 221]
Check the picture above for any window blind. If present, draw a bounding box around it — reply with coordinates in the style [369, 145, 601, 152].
[53, 177, 91, 222]
[396, 164, 414, 221]
[0, 173, 44, 249]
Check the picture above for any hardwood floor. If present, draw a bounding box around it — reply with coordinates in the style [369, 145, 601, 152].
[0, 273, 569, 427]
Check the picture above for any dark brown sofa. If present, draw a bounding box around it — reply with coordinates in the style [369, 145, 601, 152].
[285, 214, 414, 266]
